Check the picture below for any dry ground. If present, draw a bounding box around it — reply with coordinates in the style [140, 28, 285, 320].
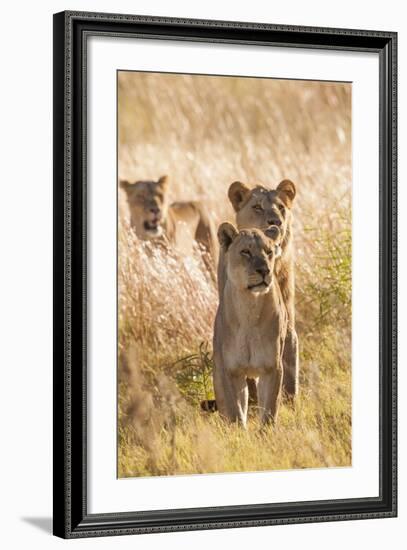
[117, 72, 352, 477]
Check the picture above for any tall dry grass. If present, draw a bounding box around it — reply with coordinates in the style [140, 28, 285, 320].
[118, 71, 352, 477]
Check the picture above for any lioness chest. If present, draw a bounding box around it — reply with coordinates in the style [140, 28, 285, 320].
[219, 311, 282, 375]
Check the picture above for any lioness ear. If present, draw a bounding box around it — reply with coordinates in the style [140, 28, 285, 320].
[157, 175, 169, 191]
[277, 179, 296, 207]
[120, 180, 131, 193]
[228, 181, 251, 212]
[218, 222, 238, 250]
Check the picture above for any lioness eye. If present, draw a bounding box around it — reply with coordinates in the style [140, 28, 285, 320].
[253, 205, 263, 212]
[278, 204, 285, 212]
[241, 249, 251, 257]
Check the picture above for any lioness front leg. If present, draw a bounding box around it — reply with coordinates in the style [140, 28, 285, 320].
[257, 364, 283, 425]
[282, 325, 299, 399]
[230, 372, 249, 427]
[214, 365, 248, 426]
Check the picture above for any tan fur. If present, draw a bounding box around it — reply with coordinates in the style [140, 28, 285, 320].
[220, 179, 299, 398]
[213, 223, 287, 427]
[120, 176, 218, 271]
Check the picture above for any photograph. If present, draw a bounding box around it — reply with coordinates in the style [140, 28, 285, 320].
[51, 8, 396, 539]
[117, 71, 352, 478]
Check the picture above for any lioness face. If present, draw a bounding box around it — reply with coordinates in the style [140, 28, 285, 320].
[218, 223, 282, 295]
[228, 179, 296, 243]
[120, 176, 169, 239]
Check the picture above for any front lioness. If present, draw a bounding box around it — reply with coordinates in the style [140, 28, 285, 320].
[120, 175, 218, 267]
[213, 223, 287, 426]
[221, 179, 299, 398]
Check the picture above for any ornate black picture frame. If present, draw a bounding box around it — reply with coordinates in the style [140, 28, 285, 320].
[53, 10, 397, 539]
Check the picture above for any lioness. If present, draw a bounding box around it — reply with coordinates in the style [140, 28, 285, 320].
[213, 223, 287, 426]
[120, 175, 218, 268]
[220, 179, 299, 398]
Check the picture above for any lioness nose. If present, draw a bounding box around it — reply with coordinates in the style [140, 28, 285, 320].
[268, 218, 281, 226]
[256, 266, 270, 277]
[150, 206, 160, 215]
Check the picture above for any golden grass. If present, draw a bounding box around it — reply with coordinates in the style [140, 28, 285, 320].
[118, 71, 352, 477]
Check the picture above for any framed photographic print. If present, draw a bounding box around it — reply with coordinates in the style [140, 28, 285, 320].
[53, 11, 397, 538]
